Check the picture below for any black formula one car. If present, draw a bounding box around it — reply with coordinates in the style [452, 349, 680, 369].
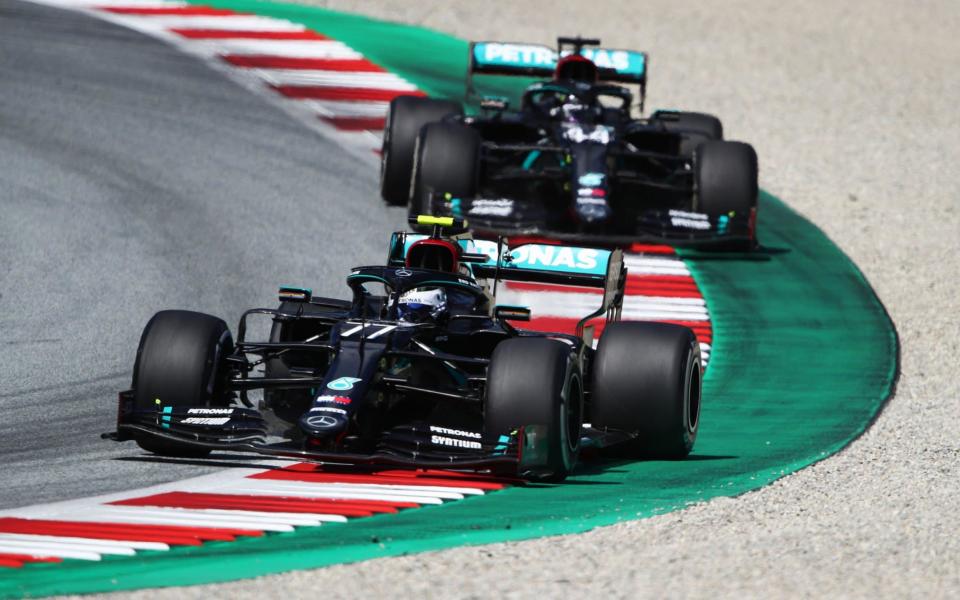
[380, 37, 759, 249]
[105, 217, 702, 481]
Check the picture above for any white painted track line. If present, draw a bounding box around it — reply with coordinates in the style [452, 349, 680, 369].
[253, 69, 418, 90]
[191, 39, 362, 59]
[74, 508, 297, 532]
[226, 483, 452, 504]
[623, 257, 691, 276]
[96, 506, 332, 527]
[124, 15, 308, 31]
[109, 506, 347, 525]
[0, 541, 102, 561]
[49, 0, 187, 6]
[0, 538, 133, 557]
[110, 502, 352, 523]
[0, 534, 153, 555]
[0, 533, 169, 552]
[303, 100, 390, 117]
[229, 479, 485, 497]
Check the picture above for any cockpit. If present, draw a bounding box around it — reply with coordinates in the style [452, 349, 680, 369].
[347, 263, 489, 325]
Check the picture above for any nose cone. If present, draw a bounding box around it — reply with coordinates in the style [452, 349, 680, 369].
[299, 411, 349, 437]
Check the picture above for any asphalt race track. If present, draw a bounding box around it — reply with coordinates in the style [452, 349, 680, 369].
[0, 0, 400, 508]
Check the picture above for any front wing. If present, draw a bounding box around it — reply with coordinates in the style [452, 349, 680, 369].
[106, 392, 541, 477]
[104, 392, 643, 478]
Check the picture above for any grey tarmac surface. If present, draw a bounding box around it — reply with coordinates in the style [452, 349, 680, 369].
[0, 0, 402, 509]
[103, 1, 958, 598]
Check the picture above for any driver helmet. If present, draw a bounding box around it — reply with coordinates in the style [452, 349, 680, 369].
[397, 287, 447, 324]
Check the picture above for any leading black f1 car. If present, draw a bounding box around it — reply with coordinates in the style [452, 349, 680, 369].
[380, 37, 759, 249]
[105, 217, 702, 481]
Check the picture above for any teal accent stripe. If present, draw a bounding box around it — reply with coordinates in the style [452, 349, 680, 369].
[521, 150, 540, 170]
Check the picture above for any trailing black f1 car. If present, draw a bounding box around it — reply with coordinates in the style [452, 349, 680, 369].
[380, 37, 759, 249]
[105, 217, 702, 481]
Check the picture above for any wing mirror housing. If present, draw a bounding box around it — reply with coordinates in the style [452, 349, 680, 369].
[494, 305, 531, 322]
[278, 286, 312, 303]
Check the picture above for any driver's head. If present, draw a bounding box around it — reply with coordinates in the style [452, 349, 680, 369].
[397, 287, 447, 324]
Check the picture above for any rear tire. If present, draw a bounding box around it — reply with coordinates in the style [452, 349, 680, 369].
[132, 310, 233, 457]
[380, 96, 462, 206]
[408, 121, 481, 221]
[651, 110, 723, 158]
[590, 321, 701, 458]
[484, 338, 583, 482]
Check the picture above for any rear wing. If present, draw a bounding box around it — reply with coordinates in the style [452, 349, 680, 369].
[389, 231, 625, 337]
[469, 41, 647, 84]
[474, 239, 625, 338]
[467, 40, 648, 109]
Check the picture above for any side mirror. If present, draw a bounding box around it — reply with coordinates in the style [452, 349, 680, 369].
[480, 96, 509, 111]
[494, 305, 531, 322]
[278, 286, 311, 303]
[387, 231, 407, 266]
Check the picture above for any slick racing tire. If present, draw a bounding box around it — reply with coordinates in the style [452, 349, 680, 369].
[380, 96, 462, 206]
[484, 338, 583, 482]
[132, 310, 234, 457]
[590, 321, 701, 458]
[409, 121, 481, 222]
[695, 140, 759, 218]
[651, 110, 723, 158]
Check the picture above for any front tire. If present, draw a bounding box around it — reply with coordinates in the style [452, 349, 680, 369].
[132, 310, 234, 457]
[651, 110, 723, 158]
[694, 140, 758, 217]
[590, 321, 701, 458]
[484, 338, 583, 482]
[694, 140, 759, 250]
[380, 96, 462, 206]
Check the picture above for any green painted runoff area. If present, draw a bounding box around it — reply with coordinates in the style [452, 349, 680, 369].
[0, 1, 898, 596]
